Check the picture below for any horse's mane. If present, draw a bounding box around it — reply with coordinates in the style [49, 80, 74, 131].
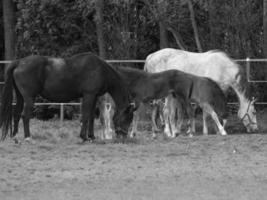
[113, 66, 148, 86]
[207, 50, 251, 99]
[113, 66, 148, 77]
[236, 64, 252, 99]
[114, 66, 144, 73]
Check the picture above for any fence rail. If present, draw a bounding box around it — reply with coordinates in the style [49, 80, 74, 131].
[1, 58, 267, 121]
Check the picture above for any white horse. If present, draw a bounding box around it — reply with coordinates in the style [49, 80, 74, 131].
[144, 48, 258, 137]
[97, 94, 114, 140]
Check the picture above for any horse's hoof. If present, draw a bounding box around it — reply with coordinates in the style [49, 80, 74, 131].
[83, 137, 94, 143]
[219, 128, 227, 136]
[154, 128, 161, 132]
[129, 132, 136, 138]
[221, 132, 227, 136]
[88, 135, 95, 140]
[13, 137, 21, 145]
[174, 132, 180, 137]
[80, 135, 89, 142]
[25, 137, 35, 144]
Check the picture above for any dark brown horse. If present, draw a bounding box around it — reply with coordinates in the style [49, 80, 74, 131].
[0, 53, 134, 142]
[112, 67, 228, 137]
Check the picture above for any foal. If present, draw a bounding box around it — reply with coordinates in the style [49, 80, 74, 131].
[114, 67, 228, 137]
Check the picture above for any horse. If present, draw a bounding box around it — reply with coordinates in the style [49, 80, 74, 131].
[97, 94, 115, 140]
[144, 48, 258, 136]
[103, 66, 228, 137]
[0, 52, 135, 142]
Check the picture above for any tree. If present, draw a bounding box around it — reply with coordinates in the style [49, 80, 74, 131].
[264, 0, 267, 58]
[187, 0, 202, 52]
[95, 0, 106, 58]
[157, 0, 168, 48]
[3, 0, 16, 60]
[16, 0, 98, 57]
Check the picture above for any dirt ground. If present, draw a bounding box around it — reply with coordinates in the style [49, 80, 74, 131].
[1, 119, 267, 200]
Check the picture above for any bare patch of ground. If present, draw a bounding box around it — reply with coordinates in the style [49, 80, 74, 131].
[0, 119, 267, 200]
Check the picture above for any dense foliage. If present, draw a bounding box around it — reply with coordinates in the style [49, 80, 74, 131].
[0, 0, 265, 102]
[14, 0, 263, 59]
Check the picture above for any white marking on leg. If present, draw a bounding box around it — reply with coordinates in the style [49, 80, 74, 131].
[130, 111, 139, 138]
[103, 103, 113, 140]
[25, 137, 35, 144]
[210, 111, 227, 136]
[163, 97, 172, 137]
[203, 111, 208, 135]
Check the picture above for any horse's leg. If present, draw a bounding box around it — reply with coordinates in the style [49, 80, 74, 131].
[185, 101, 194, 137]
[203, 111, 208, 135]
[163, 97, 172, 137]
[191, 103, 198, 133]
[223, 119, 227, 128]
[130, 109, 139, 138]
[21, 96, 35, 139]
[151, 103, 161, 138]
[169, 99, 185, 137]
[80, 94, 97, 141]
[202, 104, 227, 136]
[97, 97, 104, 140]
[105, 103, 114, 139]
[12, 86, 24, 138]
[169, 99, 178, 138]
[175, 100, 184, 135]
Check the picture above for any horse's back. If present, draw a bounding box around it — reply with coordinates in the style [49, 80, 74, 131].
[13, 53, 112, 102]
[145, 48, 241, 91]
[13, 55, 49, 90]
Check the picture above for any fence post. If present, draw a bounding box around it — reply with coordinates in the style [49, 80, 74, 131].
[246, 57, 250, 82]
[60, 103, 64, 122]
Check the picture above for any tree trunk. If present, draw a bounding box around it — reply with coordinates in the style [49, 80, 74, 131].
[159, 20, 168, 49]
[157, 0, 168, 49]
[167, 26, 186, 50]
[187, 0, 202, 52]
[3, 0, 16, 60]
[208, 0, 216, 49]
[264, 0, 267, 58]
[95, 0, 106, 59]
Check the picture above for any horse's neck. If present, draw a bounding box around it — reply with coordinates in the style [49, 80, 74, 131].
[231, 82, 249, 110]
[107, 76, 128, 109]
[119, 68, 147, 86]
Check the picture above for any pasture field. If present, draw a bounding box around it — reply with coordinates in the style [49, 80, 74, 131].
[1, 113, 267, 200]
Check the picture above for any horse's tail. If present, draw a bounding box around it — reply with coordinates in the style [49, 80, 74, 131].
[0, 60, 19, 140]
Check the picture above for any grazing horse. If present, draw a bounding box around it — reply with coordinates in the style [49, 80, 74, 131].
[109, 67, 227, 137]
[0, 53, 134, 142]
[97, 94, 115, 140]
[145, 48, 258, 136]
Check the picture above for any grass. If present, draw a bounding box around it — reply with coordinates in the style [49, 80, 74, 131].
[12, 109, 267, 145]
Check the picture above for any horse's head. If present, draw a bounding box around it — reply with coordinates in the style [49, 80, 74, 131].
[113, 103, 136, 137]
[238, 97, 258, 132]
